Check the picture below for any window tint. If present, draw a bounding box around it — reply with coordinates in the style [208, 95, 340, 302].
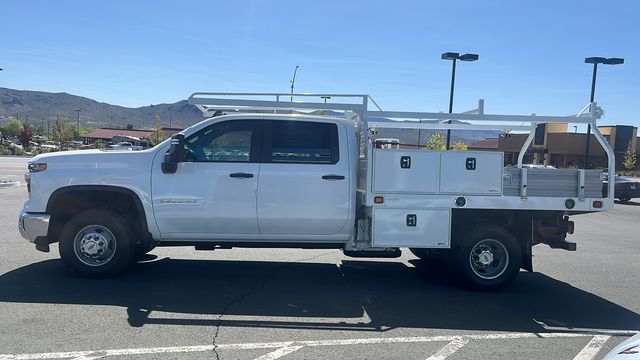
[270, 121, 338, 164]
[184, 120, 257, 162]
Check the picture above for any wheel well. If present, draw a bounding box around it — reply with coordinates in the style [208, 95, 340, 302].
[46, 186, 151, 247]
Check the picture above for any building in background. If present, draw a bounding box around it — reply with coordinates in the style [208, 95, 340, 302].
[470, 124, 638, 169]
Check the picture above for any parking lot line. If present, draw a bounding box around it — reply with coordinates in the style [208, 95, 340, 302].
[572, 335, 611, 360]
[253, 345, 305, 360]
[0, 331, 636, 360]
[425, 338, 469, 360]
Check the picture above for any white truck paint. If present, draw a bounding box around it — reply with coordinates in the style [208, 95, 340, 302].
[18, 92, 614, 290]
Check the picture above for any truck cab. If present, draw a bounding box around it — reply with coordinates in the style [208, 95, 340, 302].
[151, 114, 357, 242]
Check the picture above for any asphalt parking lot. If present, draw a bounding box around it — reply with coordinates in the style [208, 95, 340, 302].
[0, 156, 639, 360]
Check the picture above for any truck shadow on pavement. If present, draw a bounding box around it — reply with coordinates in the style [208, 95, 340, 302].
[0, 256, 638, 334]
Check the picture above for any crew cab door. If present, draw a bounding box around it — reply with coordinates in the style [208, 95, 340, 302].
[257, 120, 350, 235]
[151, 119, 261, 238]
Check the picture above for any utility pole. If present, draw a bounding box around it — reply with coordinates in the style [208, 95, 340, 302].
[25, 114, 29, 127]
[290, 65, 300, 102]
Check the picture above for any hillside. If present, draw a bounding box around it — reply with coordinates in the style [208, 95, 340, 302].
[0, 88, 203, 129]
[0, 88, 497, 144]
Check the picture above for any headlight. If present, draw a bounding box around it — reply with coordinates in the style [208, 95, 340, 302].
[28, 163, 47, 172]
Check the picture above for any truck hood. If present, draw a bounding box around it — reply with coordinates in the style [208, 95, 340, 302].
[31, 149, 156, 163]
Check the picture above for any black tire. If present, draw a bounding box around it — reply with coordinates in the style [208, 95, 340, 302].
[617, 196, 631, 203]
[59, 209, 134, 278]
[453, 225, 521, 292]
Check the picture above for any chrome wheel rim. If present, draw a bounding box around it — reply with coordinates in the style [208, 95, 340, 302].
[73, 225, 117, 266]
[469, 238, 509, 280]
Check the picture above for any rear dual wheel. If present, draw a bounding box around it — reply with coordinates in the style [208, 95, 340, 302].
[453, 225, 521, 291]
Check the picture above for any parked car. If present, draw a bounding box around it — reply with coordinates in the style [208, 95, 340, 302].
[107, 142, 143, 150]
[40, 141, 60, 150]
[521, 164, 557, 169]
[612, 176, 640, 203]
[603, 332, 640, 359]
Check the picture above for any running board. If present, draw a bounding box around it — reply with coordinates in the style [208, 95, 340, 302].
[343, 249, 402, 258]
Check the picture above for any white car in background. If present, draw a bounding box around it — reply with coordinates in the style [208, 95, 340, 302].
[40, 141, 60, 150]
[604, 333, 640, 359]
[107, 142, 143, 150]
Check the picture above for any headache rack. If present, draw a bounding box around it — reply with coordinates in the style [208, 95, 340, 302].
[188, 92, 615, 203]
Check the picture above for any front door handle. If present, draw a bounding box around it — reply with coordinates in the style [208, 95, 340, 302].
[322, 174, 345, 180]
[229, 172, 254, 179]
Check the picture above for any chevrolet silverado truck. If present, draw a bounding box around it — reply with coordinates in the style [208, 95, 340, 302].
[18, 92, 614, 291]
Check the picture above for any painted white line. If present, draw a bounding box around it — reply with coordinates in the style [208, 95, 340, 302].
[425, 338, 469, 360]
[254, 346, 304, 360]
[0, 331, 636, 360]
[572, 335, 611, 360]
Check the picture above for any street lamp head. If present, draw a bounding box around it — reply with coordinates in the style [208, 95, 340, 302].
[441, 52, 459, 60]
[585, 57, 606, 64]
[460, 53, 479, 62]
[585, 57, 624, 65]
[604, 57, 624, 65]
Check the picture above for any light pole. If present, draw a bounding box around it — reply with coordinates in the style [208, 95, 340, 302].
[25, 114, 29, 127]
[583, 57, 623, 168]
[75, 109, 81, 135]
[441, 52, 479, 149]
[290, 65, 300, 102]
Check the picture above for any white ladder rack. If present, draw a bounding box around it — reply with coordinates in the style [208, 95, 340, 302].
[187, 91, 614, 200]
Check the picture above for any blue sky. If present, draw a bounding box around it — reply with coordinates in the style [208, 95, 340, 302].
[1, 0, 639, 127]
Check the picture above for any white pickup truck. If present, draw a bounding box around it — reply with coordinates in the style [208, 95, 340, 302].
[18, 93, 615, 291]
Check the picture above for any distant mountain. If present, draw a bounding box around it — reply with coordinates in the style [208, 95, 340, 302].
[0, 88, 498, 144]
[0, 88, 203, 129]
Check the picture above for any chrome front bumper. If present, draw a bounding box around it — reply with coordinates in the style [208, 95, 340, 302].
[18, 209, 51, 243]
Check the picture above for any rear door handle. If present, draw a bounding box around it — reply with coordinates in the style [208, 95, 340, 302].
[229, 172, 254, 179]
[322, 174, 345, 180]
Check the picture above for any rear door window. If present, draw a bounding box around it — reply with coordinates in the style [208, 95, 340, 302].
[266, 121, 339, 164]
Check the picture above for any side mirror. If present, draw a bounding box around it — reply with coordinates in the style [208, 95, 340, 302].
[161, 134, 185, 174]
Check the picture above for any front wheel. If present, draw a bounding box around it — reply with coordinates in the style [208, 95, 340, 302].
[59, 209, 134, 278]
[453, 225, 521, 291]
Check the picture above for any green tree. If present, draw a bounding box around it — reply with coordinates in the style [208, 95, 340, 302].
[51, 115, 74, 149]
[451, 142, 468, 151]
[623, 142, 637, 171]
[93, 139, 105, 149]
[1, 117, 23, 138]
[425, 133, 446, 150]
[149, 114, 165, 146]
